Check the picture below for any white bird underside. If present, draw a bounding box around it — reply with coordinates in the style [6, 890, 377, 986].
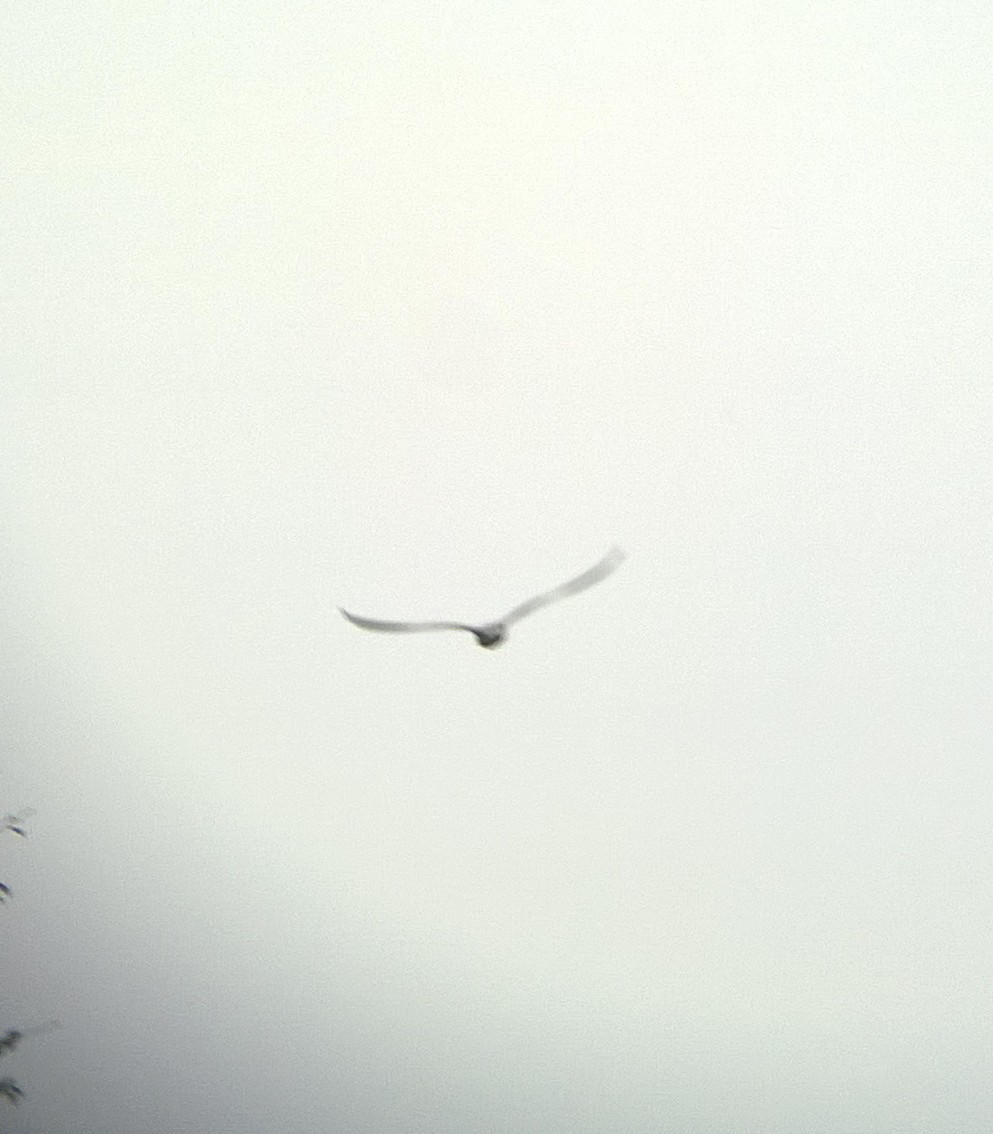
[340, 546, 625, 648]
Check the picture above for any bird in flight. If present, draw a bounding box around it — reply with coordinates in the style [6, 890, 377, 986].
[340, 546, 625, 648]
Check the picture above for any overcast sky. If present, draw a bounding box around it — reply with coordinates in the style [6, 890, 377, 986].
[3, 2, 993, 1132]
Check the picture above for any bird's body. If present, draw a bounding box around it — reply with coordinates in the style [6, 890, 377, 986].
[470, 624, 505, 649]
[339, 547, 624, 648]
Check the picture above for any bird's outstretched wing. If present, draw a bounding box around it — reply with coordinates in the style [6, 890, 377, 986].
[338, 609, 474, 636]
[500, 546, 626, 626]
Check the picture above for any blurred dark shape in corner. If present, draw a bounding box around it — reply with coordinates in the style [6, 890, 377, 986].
[1, 808, 35, 838]
[1, 800, 58, 1114]
[1, 807, 34, 904]
[0, 1022, 61, 1057]
[0, 1079, 24, 1105]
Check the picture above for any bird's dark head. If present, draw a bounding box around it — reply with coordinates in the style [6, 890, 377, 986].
[473, 624, 506, 649]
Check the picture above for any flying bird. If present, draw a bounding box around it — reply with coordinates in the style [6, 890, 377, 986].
[340, 547, 625, 649]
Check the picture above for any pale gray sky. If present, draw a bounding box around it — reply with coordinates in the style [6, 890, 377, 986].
[3, 2, 993, 1131]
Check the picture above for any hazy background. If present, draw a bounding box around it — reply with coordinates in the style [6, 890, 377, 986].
[3, 2, 992, 1131]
